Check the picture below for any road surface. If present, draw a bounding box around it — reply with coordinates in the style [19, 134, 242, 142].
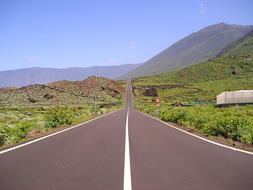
[0, 81, 253, 190]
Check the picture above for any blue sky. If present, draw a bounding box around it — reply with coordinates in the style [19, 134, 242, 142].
[0, 0, 252, 71]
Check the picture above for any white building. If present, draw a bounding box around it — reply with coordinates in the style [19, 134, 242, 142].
[217, 90, 253, 105]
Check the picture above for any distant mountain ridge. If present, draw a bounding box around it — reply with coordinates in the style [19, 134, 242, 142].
[0, 64, 140, 87]
[120, 23, 253, 79]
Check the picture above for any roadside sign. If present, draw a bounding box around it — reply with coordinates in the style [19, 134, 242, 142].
[155, 98, 160, 103]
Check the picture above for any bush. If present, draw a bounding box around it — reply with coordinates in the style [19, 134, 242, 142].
[0, 127, 7, 146]
[181, 112, 210, 130]
[0, 105, 117, 147]
[0, 122, 35, 145]
[240, 131, 253, 144]
[204, 116, 252, 142]
[44, 106, 74, 129]
[161, 109, 186, 123]
[159, 106, 253, 144]
[99, 108, 107, 115]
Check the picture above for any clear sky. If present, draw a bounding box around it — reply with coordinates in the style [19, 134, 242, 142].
[0, 0, 252, 71]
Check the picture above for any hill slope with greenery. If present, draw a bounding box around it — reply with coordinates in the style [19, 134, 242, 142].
[134, 29, 253, 87]
[121, 23, 253, 79]
[132, 30, 253, 147]
[0, 77, 126, 148]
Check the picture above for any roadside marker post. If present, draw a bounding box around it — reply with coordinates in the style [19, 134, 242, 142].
[93, 96, 96, 111]
[155, 98, 160, 116]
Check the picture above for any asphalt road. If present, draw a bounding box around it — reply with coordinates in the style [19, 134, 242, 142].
[0, 81, 253, 190]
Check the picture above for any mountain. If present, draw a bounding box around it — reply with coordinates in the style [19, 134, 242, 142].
[163, 29, 253, 83]
[0, 76, 125, 106]
[132, 29, 253, 103]
[0, 64, 140, 87]
[120, 23, 253, 79]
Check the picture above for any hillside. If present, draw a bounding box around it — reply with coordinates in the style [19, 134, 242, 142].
[132, 30, 253, 146]
[120, 23, 253, 79]
[0, 76, 125, 106]
[0, 64, 140, 88]
[133, 29, 253, 103]
[159, 29, 253, 84]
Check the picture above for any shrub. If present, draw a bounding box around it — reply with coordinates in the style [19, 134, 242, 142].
[99, 108, 107, 115]
[0, 105, 118, 147]
[181, 112, 210, 130]
[161, 109, 186, 123]
[240, 131, 253, 144]
[0, 122, 35, 145]
[0, 127, 12, 145]
[0, 127, 6, 146]
[159, 106, 253, 144]
[44, 106, 74, 129]
[205, 116, 252, 141]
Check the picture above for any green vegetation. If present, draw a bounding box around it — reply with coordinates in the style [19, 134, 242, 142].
[44, 106, 85, 129]
[134, 75, 253, 104]
[133, 30, 253, 145]
[0, 77, 126, 148]
[135, 103, 253, 144]
[0, 104, 123, 147]
[161, 106, 253, 144]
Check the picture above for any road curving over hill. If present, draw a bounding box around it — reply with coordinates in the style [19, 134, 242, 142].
[0, 81, 253, 190]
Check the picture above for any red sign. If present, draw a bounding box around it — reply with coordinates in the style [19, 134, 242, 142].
[155, 98, 160, 103]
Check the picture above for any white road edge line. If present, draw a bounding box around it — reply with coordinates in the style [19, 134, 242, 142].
[0, 109, 122, 155]
[124, 109, 132, 190]
[137, 110, 253, 156]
